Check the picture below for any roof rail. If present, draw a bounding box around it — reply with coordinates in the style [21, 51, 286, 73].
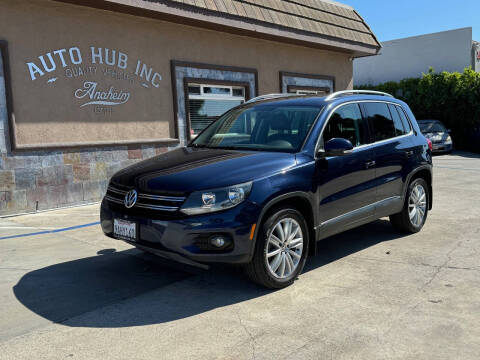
[325, 90, 394, 101]
[245, 93, 302, 104]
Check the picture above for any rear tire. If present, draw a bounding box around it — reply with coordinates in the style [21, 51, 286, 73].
[244, 207, 309, 289]
[390, 178, 429, 233]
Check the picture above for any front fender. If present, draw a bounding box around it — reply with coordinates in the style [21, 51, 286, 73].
[247, 162, 317, 261]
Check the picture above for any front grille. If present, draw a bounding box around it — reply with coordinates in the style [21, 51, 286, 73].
[105, 185, 186, 213]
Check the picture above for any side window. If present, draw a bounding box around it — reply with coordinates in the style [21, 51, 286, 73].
[396, 105, 412, 132]
[363, 102, 396, 141]
[388, 104, 407, 136]
[322, 103, 368, 147]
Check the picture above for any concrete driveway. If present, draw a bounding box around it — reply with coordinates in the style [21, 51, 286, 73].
[0, 152, 479, 360]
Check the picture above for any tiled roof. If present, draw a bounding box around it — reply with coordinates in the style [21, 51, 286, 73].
[168, 0, 380, 49]
[52, 0, 380, 55]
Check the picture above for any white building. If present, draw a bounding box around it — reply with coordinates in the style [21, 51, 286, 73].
[354, 27, 480, 86]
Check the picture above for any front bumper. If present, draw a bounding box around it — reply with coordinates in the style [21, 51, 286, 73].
[432, 143, 452, 153]
[100, 198, 262, 265]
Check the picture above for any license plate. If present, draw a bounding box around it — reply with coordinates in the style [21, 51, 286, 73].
[113, 219, 137, 241]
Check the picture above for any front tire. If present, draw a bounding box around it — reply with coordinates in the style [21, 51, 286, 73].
[245, 207, 309, 289]
[390, 178, 429, 233]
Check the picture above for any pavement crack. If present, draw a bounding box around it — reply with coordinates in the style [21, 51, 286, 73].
[382, 299, 423, 339]
[235, 307, 257, 360]
[421, 240, 463, 291]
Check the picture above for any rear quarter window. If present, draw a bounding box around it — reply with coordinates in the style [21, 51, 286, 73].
[388, 104, 408, 136]
[395, 105, 412, 132]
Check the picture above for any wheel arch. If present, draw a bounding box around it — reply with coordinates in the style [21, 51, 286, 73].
[250, 192, 317, 261]
[405, 166, 433, 210]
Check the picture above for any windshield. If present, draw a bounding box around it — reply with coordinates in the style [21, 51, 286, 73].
[190, 103, 323, 152]
[418, 121, 447, 133]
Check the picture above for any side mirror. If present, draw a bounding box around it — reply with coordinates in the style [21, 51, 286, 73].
[319, 138, 354, 157]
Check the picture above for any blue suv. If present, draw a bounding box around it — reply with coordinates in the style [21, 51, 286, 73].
[100, 90, 433, 288]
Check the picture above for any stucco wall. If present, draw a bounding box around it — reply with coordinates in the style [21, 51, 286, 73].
[0, 0, 353, 216]
[354, 27, 474, 86]
[1, 0, 352, 148]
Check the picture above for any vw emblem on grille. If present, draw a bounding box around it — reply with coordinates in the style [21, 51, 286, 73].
[124, 190, 138, 209]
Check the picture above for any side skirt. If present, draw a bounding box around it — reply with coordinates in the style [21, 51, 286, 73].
[315, 196, 402, 241]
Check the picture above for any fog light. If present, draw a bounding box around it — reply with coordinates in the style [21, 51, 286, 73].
[210, 235, 226, 248]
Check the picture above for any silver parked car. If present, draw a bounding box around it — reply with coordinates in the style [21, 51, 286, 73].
[417, 120, 453, 154]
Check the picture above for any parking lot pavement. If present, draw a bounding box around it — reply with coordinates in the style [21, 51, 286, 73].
[0, 152, 479, 360]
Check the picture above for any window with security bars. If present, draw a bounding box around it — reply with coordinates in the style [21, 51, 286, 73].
[187, 83, 246, 137]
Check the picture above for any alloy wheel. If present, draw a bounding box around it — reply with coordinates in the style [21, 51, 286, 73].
[265, 218, 303, 279]
[408, 184, 427, 227]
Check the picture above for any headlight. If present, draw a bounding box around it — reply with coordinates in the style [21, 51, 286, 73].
[445, 135, 452, 144]
[180, 182, 252, 215]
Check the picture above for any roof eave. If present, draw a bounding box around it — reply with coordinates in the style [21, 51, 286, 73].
[51, 0, 381, 57]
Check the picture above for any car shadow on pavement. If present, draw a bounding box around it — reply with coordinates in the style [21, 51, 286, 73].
[13, 219, 407, 328]
[304, 218, 407, 272]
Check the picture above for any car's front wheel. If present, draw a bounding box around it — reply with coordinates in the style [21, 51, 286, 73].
[245, 207, 309, 289]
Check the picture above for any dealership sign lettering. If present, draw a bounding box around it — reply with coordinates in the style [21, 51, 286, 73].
[25, 46, 162, 113]
[74, 81, 130, 107]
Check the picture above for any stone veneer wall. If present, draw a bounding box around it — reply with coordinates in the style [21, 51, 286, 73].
[0, 58, 258, 217]
[0, 48, 176, 216]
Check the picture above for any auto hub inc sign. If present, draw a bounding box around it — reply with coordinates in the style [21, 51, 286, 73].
[25, 46, 162, 114]
[7, 41, 174, 149]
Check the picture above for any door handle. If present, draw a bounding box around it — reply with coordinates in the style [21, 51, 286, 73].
[405, 150, 414, 158]
[364, 160, 376, 169]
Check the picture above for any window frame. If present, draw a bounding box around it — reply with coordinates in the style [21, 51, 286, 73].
[314, 100, 414, 158]
[396, 105, 413, 132]
[387, 103, 408, 137]
[188, 84, 246, 100]
[286, 85, 331, 96]
[183, 78, 250, 140]
[279, 71, 335, 94]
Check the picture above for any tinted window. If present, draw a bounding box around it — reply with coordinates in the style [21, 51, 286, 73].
[323, 104, 368, 147]
[364, 102, 396, 141]
[388, 104, 407, 136]
[192, 104, 322, 152]
[396, 106, 412, 132]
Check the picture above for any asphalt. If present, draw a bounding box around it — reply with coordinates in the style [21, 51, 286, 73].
[0, 152, 479, 360]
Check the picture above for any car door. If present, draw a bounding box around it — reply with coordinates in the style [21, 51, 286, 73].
[314, 103, 377, 238]
[362, 102, 415, 217]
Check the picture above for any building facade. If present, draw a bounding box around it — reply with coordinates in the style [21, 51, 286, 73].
[0, 0, 379, 216]
[473, 41, 480, 73]
[354, 27, 479, 86]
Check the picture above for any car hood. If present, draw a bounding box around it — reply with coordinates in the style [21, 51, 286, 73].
[111, 147, 297, 194]
[423, 131, 449, 142]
